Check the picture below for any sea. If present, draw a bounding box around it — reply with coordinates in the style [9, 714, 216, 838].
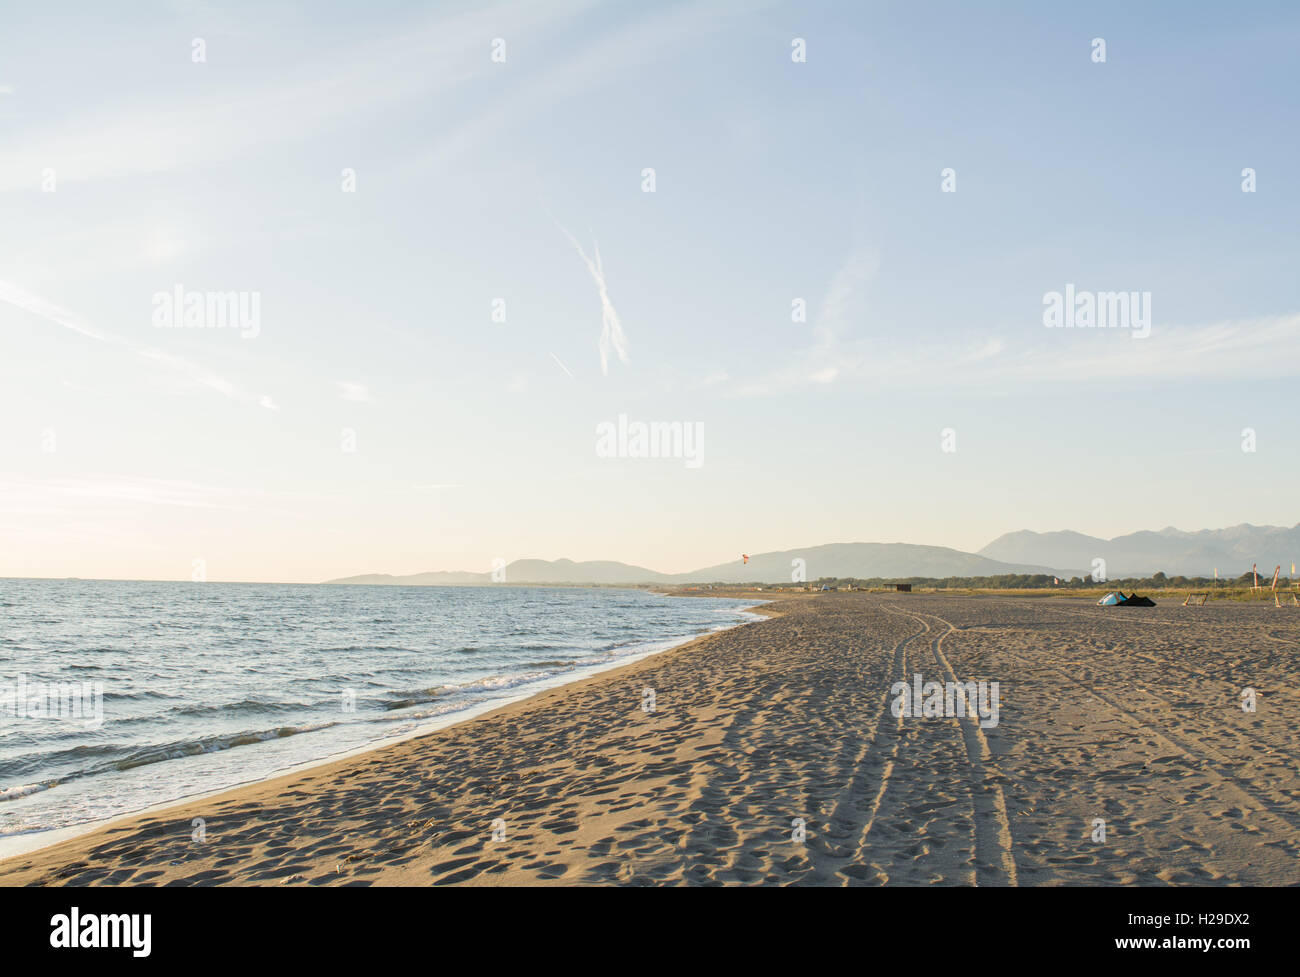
[0, 580, 761, 852]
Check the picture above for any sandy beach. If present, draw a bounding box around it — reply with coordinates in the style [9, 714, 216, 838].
[3, 592, 1298, 886]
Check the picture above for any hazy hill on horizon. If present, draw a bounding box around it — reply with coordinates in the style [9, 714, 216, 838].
[979, 522, 1300, 578]
[325, 542, 1049, 586]
[673, 542, 1047, 584]
[327, 522, 1300, 586]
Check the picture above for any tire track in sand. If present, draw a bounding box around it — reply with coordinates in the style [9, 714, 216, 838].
[1006, 602, 1300, 708]
[997, 646, 1300, 838]
[817, 611, 929, 883]
[885, 605, 1019, 887]
[667, 611, 926, 884]
[977, 600, 1300, 765]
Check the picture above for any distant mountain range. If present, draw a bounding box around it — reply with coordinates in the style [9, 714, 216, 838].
[325, 523, 1300, 586]
[978, 523, 1300, 578]
[325, 542, 1050, 586]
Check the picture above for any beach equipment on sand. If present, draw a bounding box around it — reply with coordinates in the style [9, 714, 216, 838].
[1097, 592, 1156, 607]
[1183, 593, 1208, 606]
[1116, 593, 1156, 607]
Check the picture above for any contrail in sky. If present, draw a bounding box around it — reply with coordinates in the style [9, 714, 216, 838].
[556, 222, 629, 375]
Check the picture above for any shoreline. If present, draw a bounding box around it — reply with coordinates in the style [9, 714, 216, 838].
[0, 592, 779, 866]
[4, 592, 1296, 887]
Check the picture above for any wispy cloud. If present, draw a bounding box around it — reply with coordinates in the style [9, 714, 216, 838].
[337, 381, 370, 403]
[729, 312, 1300, 396]
[0, 279, 109, 341]
[0, 476, 326, 551]
[815, 247, 880, 347]
[416, 0, 776, 171]
[0, 279, 276, 408]
[726, 241, 1300, 397]
[730, 246, 878, 396]
[984, 313, 1300, 385]
[0, 475, 251, 514]
[549, 352, 574, 377]
[0, 0, 602, 192]
[557, 222, 629, 376]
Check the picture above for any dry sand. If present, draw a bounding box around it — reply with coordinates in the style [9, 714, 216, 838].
[3, 592, 1298, 886]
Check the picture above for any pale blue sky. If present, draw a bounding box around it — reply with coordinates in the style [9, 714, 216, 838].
[1, 0, 1297, 581]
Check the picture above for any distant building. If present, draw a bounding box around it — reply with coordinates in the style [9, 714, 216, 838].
[895, 583, 912, 592]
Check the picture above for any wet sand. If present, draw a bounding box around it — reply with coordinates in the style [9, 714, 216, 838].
[3, 592, 1298, 886]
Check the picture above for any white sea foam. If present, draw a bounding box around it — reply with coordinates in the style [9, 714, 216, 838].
[0, 582, 761, 854]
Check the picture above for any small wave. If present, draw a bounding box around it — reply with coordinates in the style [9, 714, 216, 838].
[369, 697, 483, 724]
[450, 669, 555, 694]
[167, 698, 304, 718]
[383, 687, 452, 711]
[111, 722, 336, 772]
[0, 742, 124, 774]
[319, 644, 417, 654]
[0, 781, 56, 802]
[101, 689, 180, 703]
[384, 668, 561, 712]
[0, 584, 762, 836]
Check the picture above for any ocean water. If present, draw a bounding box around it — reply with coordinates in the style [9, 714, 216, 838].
[0, 580, 760, 848]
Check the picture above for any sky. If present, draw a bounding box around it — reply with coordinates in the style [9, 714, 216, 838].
[1, 0, 1297, 583]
